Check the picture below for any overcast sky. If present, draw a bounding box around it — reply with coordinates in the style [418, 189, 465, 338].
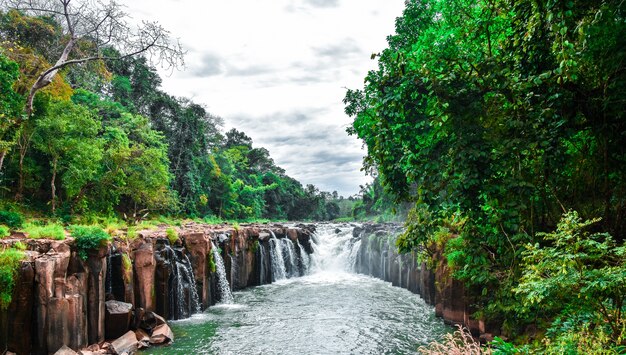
[126, 0, 406, 197]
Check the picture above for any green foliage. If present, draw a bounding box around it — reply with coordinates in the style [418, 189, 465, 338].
[0, 247, 25, 309]
[70, 225, 111, 259]
[0, 225, 9, 238]
[0, 210, 25, 229]
[208, 251, 216, 273]
[23, 222, 65, 240]
[515, 211, 626, 349]
[0, 52, 23, 158]
[165, 227, 178, 245]
[13, 241, 26, 251]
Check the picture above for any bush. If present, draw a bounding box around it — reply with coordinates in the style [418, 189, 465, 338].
[0, 225, 9, 238]
[0, 210, 24, 229]
[0, 248, 25, 309]
[23, 223, 65, 240]
[70, 225, 111, 259]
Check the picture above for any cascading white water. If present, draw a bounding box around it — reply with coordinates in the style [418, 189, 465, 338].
[269, 233, 287, 281]
[281, 238, 298, 277]
[308, 224, 360, 272]
[296, 240, 310, 273]
[181, 253, 201, 313]
[211, 242, 234, 304]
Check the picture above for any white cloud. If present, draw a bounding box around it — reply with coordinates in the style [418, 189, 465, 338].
[124, 0, 406, 196]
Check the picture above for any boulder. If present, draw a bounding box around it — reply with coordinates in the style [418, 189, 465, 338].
[105, 300, 133, 340]
[138, 311, 166, 333]
[135, 329, 150, 349]
[149, 323, 174, 345]
[258, 232, 270, 241]
[110, 330, 139, 355]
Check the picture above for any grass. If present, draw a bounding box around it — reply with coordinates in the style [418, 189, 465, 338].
[22, 222, 65, 240]
[166, 227, 179, 245]
[418, 325, 486, 355]
[0, 225, 9, 238]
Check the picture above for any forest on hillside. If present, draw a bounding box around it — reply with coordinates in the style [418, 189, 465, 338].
[0, 6, 363, 223]
[345, 0, 626, 352]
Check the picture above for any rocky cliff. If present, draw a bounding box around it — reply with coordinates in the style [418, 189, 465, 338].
[352, 223, 499, 341]
[0, 223, 314, 355]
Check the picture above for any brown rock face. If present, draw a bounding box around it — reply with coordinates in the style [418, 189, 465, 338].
[181, 232, 210, 308]
[133, 242, 155, 312]
[86, 247, 108, 345]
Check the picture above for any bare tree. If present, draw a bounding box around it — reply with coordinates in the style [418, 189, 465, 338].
[1, 0, 185, 114]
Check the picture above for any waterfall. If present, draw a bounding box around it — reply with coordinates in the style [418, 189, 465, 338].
[295, 240, 310, 275]
[258, 242, 268, 284]
[165, 247, 202, 319]
[269, 233, 287, 281]
[281, 238, 298, 278]
[211, 242, 234, 304]
[308, 224, 358, 272]
[348, 239, 361, 271]
[181, 252, 201, 313]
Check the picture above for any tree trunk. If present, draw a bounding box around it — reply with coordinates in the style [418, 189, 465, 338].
[51, 158, 57, 214]
[0, 150, 6, 174]
[26, 37, 76, 115]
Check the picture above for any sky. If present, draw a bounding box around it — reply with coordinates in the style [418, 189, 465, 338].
[126, 0, 406, 197]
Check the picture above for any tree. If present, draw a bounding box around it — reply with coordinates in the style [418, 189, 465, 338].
[31, 99, 102, 213]
[1, 0, 185, 114]
[0, 53, 22, 172]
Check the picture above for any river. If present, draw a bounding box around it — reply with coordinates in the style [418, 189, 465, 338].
[143, 224, 449, 354]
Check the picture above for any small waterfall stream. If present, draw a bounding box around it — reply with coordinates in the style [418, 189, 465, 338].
[281, 238, 298, 278]
[269, 233, 287, 281]
[211, 242, 234, 304]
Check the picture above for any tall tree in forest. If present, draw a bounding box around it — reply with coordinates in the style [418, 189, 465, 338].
[31, 100, 101, 213]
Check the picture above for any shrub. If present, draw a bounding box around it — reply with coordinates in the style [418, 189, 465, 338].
[121, 253, 133, 283]
[23, 223, 65, 240]
[0, 248, 25, 309]
[70, 225, 111, 260]
[166, 227, 178, 245]
[0, 225, 9, 238]
[0, 210, 24, 229]
[209, 252, 216, 273]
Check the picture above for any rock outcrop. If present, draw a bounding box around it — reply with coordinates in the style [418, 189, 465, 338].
[0, 223, 314, 354]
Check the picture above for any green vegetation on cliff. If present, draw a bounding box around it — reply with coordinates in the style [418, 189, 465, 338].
[345, 0, 626, 352]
